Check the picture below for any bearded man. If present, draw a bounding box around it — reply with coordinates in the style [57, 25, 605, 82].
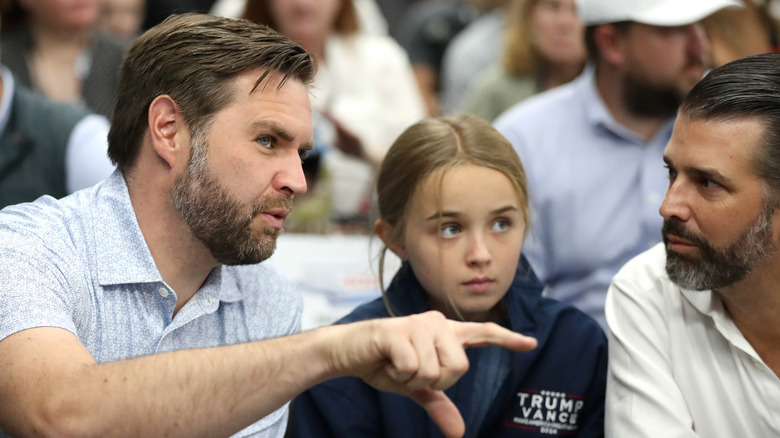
[494, 0, 742, 329]
[606, 52, 780, 437]
[0, 13, 537, 438]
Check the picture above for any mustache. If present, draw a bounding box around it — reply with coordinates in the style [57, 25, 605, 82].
[662, 219, 706, 247]
[250, 194, 293, 218]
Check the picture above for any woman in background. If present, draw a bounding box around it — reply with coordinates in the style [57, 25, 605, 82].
[462, 0, 585, 122]
[0, 0, 127, 118]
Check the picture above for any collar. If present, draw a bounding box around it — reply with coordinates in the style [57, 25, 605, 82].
[92, 171, 244, 303]
[384, 255, 545, 331]
[93, 170, 164, 286]
[681, 288, 760, 361]
[580, 64, 676, 145]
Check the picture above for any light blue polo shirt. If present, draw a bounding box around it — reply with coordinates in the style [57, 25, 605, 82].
[495, 65, 674, 330]
[0, 170, 302, 437]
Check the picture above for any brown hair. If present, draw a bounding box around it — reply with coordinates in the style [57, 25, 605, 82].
[376, 114, 530, 315]
[502, 0, 538, 76]
[241, 0, 359, 35]
[107, 13, 315, 172]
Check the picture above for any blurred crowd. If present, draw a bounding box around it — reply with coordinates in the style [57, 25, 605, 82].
[0, 0, 779, 231]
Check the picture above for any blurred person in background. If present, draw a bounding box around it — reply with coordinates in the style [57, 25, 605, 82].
[439, 0, 510, 115]
[394, 0, 480, 116]
[494, 0, 742, 329]
[97, 0, 145, 41]
[704, 0, 777, 66]
[243, 0, 426, 232]
[462, 0, 585, 122]
[0, 0, 127, 118]
[212, 0, 389, 34]
[141, 0, 216, 29]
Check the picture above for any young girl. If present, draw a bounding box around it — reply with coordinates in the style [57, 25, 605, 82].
[288, 115, 607, 437]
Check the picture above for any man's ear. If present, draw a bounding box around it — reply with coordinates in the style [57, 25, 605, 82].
[594, 24, 628, 67]
[148, 95, 186, 169]
[374, 219, 408, 261]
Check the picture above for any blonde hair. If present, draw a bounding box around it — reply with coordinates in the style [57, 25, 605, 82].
[502, 0, 538, 76]
[376, 114, 530, 316]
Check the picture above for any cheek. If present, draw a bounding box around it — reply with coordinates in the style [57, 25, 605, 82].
[406, 243, 447, 290]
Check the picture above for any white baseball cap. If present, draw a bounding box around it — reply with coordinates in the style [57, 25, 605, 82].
[577, 0, 744, 26]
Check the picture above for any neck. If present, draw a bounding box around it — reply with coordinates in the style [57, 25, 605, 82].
[716, 254, 780, 377]
[125, 165, 217, 316]
[595, 65, 669, 142]
[31, 21, 90, 54]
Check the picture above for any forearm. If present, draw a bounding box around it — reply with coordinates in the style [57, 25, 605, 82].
[2, 326, 340, 438]
[3, 312, 536, 438]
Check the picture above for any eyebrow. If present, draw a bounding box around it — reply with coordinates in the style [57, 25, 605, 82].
[663, 156, 734, 186]
[425, 205, 519, 221]
[252, 119, 314, 151]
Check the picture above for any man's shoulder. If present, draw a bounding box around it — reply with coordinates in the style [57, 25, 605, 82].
[0, 190, 92, 250]
[494, 77, 586, 131]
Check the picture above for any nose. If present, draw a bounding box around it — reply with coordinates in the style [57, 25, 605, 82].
[275, 153, 308, 197]
[466, 233, 492, 267]
[659, 180, 691, 223]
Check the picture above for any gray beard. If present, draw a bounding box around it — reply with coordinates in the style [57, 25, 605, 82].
[664, 205, 775, 291]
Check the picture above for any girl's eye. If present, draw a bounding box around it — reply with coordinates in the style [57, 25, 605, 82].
[492, 219, 510, 232]
[257, 136, 273, 148]
[441, 224, 460, 239]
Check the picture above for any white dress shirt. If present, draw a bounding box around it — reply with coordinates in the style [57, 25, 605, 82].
[606, 243, 780, 437]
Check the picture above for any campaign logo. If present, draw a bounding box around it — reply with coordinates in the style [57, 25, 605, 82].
[505, 388, 585, 435]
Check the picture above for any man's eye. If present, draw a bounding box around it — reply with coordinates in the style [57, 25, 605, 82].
[257, 136, 273, 148]
[702, 179, 721, 189]
[664, 164, 677, 182]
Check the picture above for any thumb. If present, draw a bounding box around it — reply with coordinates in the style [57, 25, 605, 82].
[410, 389, 465, 438]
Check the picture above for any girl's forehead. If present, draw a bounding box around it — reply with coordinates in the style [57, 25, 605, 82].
[408, 164, 522, 213]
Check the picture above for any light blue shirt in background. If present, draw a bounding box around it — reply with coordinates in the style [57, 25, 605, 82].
[0, 171, 302, 437]
[494, 66, 673, 329]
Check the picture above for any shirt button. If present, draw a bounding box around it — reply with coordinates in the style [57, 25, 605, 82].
[158, 287, 169, 298]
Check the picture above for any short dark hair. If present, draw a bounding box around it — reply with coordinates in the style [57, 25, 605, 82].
[107, 13, 315, 172]
[680, 52, 780, 202]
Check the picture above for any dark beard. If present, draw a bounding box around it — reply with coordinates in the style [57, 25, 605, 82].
[623, 74, 682, 119]
[170, 133, 291, 265]
[663, 206, 775, 290]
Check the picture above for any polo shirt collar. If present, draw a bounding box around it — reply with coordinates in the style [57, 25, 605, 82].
[580, 64, 676, 145]
[91, 171, 244, 304]
[94, 170, 162, 286]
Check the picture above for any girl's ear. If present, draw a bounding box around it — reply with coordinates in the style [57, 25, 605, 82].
[374, 219, 408, 260]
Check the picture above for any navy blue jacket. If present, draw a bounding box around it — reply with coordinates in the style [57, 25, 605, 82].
[288, 257, 607, 438]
